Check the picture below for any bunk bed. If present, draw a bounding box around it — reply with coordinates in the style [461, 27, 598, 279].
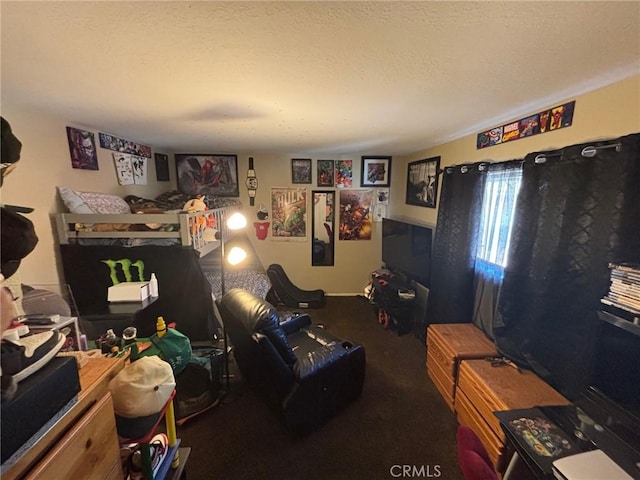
[54, 208, 228, 257]
[53, 190, 270, 343]
[52, 188, 242, 343]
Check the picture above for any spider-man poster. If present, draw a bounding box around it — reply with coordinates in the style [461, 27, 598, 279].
[175, 154, 239, 197]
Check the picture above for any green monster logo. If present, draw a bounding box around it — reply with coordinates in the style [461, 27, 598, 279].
[101, 259, 145, 285]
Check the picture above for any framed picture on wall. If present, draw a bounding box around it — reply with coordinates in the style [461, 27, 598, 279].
[406, 156, 440, 208]
[334, 160, 353, 187]
[154, 153, 170, 181]
[175, 154, 239, 196]
[317, 160, 335, 187]
[271, 187, 307, 241]
[66, 126, 99, 170]
[291, 158, 312, 184]
[338, 189, 374, 240]
[361, 156, 391, 187]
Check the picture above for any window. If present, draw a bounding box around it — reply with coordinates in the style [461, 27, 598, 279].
[475, 165, 522, 279]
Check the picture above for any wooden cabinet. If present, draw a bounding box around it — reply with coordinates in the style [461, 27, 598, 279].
[426, 323, 497, 410]
[4, 357, 124, 480]
[25, 393, 122, 480]
[455, 359, 569, 470]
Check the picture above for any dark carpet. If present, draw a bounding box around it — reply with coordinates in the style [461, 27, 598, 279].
[177, 296, 463, 480]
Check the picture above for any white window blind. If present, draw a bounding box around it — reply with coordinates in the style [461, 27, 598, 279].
[475, 166, 522, 277]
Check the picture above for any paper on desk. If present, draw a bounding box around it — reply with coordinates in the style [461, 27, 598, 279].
[552, 449, 632, 480]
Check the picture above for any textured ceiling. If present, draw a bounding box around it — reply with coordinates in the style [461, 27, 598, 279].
[2, 1, 639, 156]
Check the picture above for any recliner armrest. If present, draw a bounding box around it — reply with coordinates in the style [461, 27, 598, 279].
[279, 313, 312, 335]
[293, 341, 362, 381]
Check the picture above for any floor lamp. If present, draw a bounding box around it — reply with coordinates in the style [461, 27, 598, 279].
[219, 211, 247, 393]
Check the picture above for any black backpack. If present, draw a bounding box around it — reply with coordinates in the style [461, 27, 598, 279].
[174, 360, 220, 425]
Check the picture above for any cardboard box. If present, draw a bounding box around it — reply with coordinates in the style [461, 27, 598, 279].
[107, 282, 150, 302]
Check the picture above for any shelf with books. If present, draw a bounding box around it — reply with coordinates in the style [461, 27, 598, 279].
[602, 262, 640, 314]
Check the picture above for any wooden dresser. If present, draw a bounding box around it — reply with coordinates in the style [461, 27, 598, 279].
[426, 323, 497, 410]
[455, 358, 570, 470]
[4, 357, 125, 480]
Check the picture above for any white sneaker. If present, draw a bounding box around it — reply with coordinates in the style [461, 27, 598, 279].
[0, 331, 66, 382]
[1, 322, 30, 341]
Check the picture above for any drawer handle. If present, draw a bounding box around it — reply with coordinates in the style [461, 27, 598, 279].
[85, 438, 93, 450]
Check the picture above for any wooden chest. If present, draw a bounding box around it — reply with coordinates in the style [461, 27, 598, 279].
[425, 323, 497, 410]
[455, 359, 569, 469]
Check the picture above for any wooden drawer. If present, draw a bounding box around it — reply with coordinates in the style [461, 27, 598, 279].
[457, 359, 569, 441]
[25, 393, 122, 480]
[426, 327, 456, 377]
[3, 358, 124, 480]
[455, 387, 504, 468]
[427, 349, 455, 410]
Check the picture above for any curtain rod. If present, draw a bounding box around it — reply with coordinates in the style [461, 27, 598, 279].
[440, 140, 623, 174]
[439, 159, 517, 175]
[534, 142, 623, 164]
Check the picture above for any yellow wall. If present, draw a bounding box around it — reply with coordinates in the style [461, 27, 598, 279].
[236, 153, 382, 295]
[390, 75, 640, 225]
[2, 75, 638, 292]
[0, 104, 381, 293]
[0, 105, 174, 286]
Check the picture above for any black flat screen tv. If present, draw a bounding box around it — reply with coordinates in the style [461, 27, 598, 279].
[382, 217, 434, 287]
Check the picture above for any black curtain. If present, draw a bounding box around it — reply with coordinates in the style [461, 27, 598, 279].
[425, 163, 485, 326]
[494, 133, 640, 400]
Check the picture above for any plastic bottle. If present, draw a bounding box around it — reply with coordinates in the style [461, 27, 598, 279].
[156, 316, 167, 338]
[149, 273, 159, 297]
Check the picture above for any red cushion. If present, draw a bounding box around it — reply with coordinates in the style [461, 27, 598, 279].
[456, 425, 498, 480]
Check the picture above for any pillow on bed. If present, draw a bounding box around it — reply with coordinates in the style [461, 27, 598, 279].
[58, 186, 131, 214]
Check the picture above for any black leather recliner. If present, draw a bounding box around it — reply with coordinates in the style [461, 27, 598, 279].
[218, 288, 366, 434]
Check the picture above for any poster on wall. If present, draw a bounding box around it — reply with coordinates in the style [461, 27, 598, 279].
[66, 127, 99, 170]
[361, 156, 391, 187]
[99, 132, 152, 158]
[476, 100, 575, 149]
[334, 160, 353, 187]
[317, 160, 335, 187]
[155, 153, 170, 181]
[406, 156, 440, 208]
[132, 155, 148, 184]
[339, 189, 373, 240]
[175, 154, 239, 197]
[271, 187, 307, 241]
[291, 158, 312, 184]
[113, 153, 134, 185]
[113, 153, 148, 185]
[373, 188, 389, 222]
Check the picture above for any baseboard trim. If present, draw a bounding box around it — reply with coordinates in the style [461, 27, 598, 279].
[325, 293, 364, 297]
